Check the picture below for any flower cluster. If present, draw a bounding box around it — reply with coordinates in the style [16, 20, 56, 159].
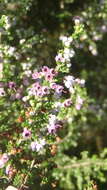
[0, 154, 9, 168]
[0, 64, 85, 168]
[31, 139, 46, 152]
[55, 35, 75, 67]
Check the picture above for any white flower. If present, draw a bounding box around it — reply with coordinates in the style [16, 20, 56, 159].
[77, 96, 83, 104]
[75, 78, 85, 86]
[59, 36, 68, 43]
[22, 96, 29, 102]
[75, 96, 83, 110]
[8, 47, 15, 55]
[67, 63, 72, 68]
[60, 36, 73, 46]
[14, 52, 21, 60]
[54, 102, 62, 112]
[40, 139, 46, 146]
[31, 139, 46, 152]
[24, 70, 32, 76]
[64, 41, 71, 46]
[69, 86, 75, 94]
[22, 63, 31, 70]
[73, 17, 81, 25]
[89, 45, 98, 56]
[63, 53, 70, 61]
[20, 39, 25, 44]
[64, 81, 71, 88]
[54, 102, 62, 108]
[0, 88, 5, 96]
[6, 164, 11, 175]
[91, 49, 98, 56]
[53, 92, 62, 99]
[64, 75, 75, 88]
[63, 48, 75, 61]
[30, 142, 36, 151]
[49, 114, 57, 125]
[68, 36, 73, 43]
[69, 49, 75, 57]
[89, 45, 93, 51]
[29, 111, 35, 116]
[28, 89, 33, 96]
[3, 16, 11, 30]
[0, 159, 5, 168]
[101, 25, 107, 32]
[64, 48, 70, 55]
[68, 117, 73, 123]
[80, 79, 85, 86]
[5, 186, 17, 190]
[55, 53, 65, 62]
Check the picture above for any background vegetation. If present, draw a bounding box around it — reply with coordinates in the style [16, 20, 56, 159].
[0, 0, 107, 189]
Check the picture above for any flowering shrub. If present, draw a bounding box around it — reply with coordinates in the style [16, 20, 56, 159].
[1, 1, 107, 190]
[0, 32, 87, 189]
[0, 13, 89, 189]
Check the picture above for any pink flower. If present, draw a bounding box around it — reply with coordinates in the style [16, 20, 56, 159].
[47, 123, 62, 134]
[15, 93, 22, 99]
[8, 82, 16, 89]
[41, 66, 57, 81]
[22, 128, 31, 139]
[50, 68, 57, 76]
[42, 66, 50, 74]
[2, 153, 9, 163]
[32, 72, 41, 79]
[0, 82, 5, 88]
[63, 99, 72, 107]
[55, 53, 65, 63]
[0, 153, 9, 168]
[15, 88, 23, 99]
[50, 83, 57, 89]
[31, 82, 43, 96]
[55, 85, 64, 94]
[75, 96, 83, 110]
[77, 96, 83, 104]
[45, 73, 53, 81]
[51, 84, 64, 94]
[47, 115, 62, 134]
[75, 104, 81, 110]
[36, 89, 43, 97]
[23, 77, 29, 86]
[32, 82, 41, 90]
[6, 165, 11, 175]
[42, 86, 50, 95]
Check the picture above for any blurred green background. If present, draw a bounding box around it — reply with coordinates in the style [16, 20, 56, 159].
[1, 0, 107, 189]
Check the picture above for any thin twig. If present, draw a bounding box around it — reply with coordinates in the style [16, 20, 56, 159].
[19, 159, 35, 190]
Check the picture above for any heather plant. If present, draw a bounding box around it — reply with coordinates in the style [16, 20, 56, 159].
[0, 15, 88, 189]
[1, 1, 107, 190]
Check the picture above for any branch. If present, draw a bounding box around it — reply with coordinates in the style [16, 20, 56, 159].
[58, 159, 107, 169]
[19, 159, 35, 190]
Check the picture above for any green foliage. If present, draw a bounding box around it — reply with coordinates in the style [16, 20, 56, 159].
[0, 0, 107, 190]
